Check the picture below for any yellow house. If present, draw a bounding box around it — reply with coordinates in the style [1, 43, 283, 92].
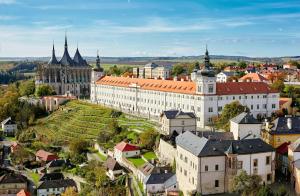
[261, 117, 300, 148]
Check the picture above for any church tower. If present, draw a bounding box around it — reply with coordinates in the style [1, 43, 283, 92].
[90, 51, 104, 102]
[191, 46, 216, 95]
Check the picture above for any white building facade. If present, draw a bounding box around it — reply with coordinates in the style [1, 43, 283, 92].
[90, 50, 279, 128]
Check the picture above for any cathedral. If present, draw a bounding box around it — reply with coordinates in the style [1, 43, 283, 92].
[35, 36, 92, 97]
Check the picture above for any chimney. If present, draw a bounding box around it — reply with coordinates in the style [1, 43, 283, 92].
[246, 79, 250, 82]
[287, 118, 292, 130]
[181, 78, 184, 81]
[164, 170, 168, 174]
[173, 76, 178, 81]
[233, 79, 236, 82]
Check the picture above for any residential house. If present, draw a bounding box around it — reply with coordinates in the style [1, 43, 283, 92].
[40, 173, 64, 182]
[276, 142, 290, 177]
[230, 112, 262, 140]
[37, 179, 77, 196]
[133, 62, 172, 79]
[144, 172, 178, 196]
[289, 138, 300, 194]
[114, 141, 140, 162]
[216, 71, 236, 83]
[103, 157, 123, 180]
[0, 173, 28, 195]
[238, 73, 268, 83]
[36, 150, 59, 163]
[160, 110, 196, 136]
[17, 189, 30, 196]
[176, 131, 275, 195]
[262, 117, 300, 148]
[46, 160, 67, 173]
[137, 162, 155, 183]
[1, 117, 17, 136]
[283, 64, 297, 70]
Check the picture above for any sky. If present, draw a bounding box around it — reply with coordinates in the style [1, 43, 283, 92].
[0, 0, 299, 57]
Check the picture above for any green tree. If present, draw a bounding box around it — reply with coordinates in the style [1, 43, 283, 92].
[108, 119, 122, 134]
[257, 186, 273, 196]
[61, 187, 78, 196]
[232, 170, 262, 196]
[139, 129, 159, 150]
[69, 138, 89, 155]
[237, 61, 247, 69]
[35, 84, 54, 97]
[172, 64, 185, 76]
[284, 85, 295, 98]
[275, 185, 288, 196]
[271, 80, 285, 92]
[215, 101, 247, 131]
[288, 60, 300, 69]
[19, 80, 35, 96]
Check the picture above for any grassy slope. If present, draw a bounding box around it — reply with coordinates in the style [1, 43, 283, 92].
[31, 100, 156, 143]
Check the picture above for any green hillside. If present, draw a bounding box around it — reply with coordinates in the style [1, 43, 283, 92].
[31, 100, 157, 144]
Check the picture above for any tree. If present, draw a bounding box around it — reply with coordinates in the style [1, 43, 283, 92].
[62, 187, 78, 196]
[108, 119, 122, 134]
[257, 185, 273, 196]
[284, 85, 295, 98]
[271, 80, 285, 92]
[19, 80, 35, 96]
[139, 129, 159, 150]
[215, 101, 247, 131]
[237, 61, 247, 69]
[69, 138, 89, 155]
[172, 159, 176, 173]
[232, 170, 262, 196]
[172, 64, 184, 76]
[275, 185, 288, 196]
[35, 84, 54, 97]
[288, 60, 300, 69]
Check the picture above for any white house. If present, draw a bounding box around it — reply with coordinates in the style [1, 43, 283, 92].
[176, 131, 275, 195]
[114, 141, 140, 162]
[144, 172, 178, 196]
[37, 179, 77, 196]
[103, 157, 123, 180]
[1, 117, 17, 136]
[160, 110, 196, 135]
[90, 49, 279, 128]
[216, 71, 236, 83]
[230, 112, 262, 140]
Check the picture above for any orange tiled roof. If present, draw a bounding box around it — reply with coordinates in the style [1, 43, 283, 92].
[96, 76, 278, 95]
[239, 73, 268, 82]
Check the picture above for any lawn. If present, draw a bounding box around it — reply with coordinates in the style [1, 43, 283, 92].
[5, 136, 16, 142]
[30, 100, 157, 144]
[142, 152, 157, 161]
[127, 157, 146, 167]
[27, 171, 40, 185]
[97, 152, 107, 161]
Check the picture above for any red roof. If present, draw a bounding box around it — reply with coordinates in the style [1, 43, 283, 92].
[97, 76, 278, 96]
[35, 150, 59, 162]
[216, 82, 278, 95]
[276, 142, 290, 155]
[115, 141, 139, 152]
[239, 73, 268, 82]
[17, 189, 30, 196]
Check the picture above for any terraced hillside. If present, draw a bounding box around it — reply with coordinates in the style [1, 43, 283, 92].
[32, 100, 157, 144]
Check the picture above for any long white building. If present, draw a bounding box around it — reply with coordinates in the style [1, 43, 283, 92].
[90, 49, 279, 128]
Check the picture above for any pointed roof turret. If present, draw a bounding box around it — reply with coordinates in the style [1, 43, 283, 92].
[48, 42, 59, 65]
[60, 33, 74, 66]
[94, 50, 103, 71]
[73, 45, 87, 66]
[204, 44, 210, 70]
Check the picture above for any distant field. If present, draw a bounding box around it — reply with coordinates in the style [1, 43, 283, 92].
[0, 61, 17, 71]
[31, 100, 157, 144]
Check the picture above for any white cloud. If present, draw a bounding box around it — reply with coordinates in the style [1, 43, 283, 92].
[0, 0, 15, 4]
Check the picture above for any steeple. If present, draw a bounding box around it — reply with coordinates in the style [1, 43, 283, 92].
[48, 41, 59, 65]
[94, 50, 103, 71]
[204, 44, 210, 70]
[73, 43, 87, 66]
[60, 33, 74, 66]
[64, 32, 68, 50]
